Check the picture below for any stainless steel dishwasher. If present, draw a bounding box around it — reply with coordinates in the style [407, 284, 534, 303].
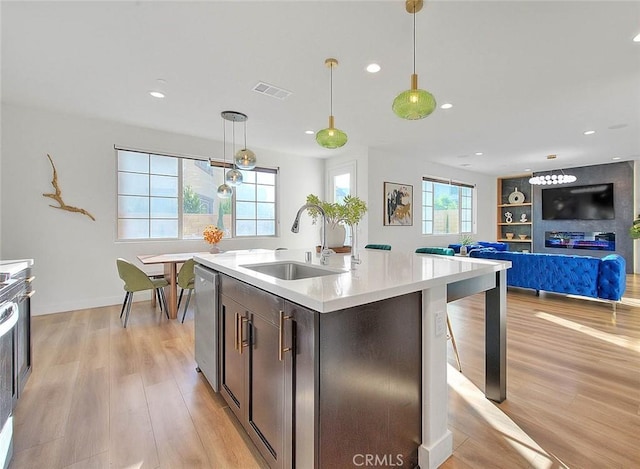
[194, 265, 219, 392]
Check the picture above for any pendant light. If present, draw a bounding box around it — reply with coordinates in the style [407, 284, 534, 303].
[392, 0, 436, 120]
[316, 58, 348, 149]
[221, 111, 245, 187]
[214, 111, 242, 199]
[235, 119, 257, 170]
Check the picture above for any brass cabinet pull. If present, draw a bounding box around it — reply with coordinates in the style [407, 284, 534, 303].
[26, 276, 36, 283]
[239, 315, 249, 354]
[24, 291, 35, 299]
[278, 310, 293, 361]
[234, 312, 240, 351]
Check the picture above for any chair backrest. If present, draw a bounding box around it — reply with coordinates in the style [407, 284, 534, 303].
[415, 247, 455, 256]
[116, 258, 155, 293]
[177, 258, 196, 288]
[365, 244, 392, 251]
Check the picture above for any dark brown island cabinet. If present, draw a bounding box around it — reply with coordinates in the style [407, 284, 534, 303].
[217, 273, 422, 469]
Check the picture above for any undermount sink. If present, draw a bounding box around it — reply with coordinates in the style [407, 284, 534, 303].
[240, 261, 344, 280]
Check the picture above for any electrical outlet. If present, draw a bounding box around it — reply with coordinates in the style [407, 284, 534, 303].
[435, 311, 446, 337]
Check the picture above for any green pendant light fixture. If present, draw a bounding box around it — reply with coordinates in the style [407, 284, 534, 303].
[316, 58, 348, 149]
[392, 0, 436, 120]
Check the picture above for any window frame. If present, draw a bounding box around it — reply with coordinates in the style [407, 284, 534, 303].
[326, 160, 357, 246]
[116, 147, 279, 241]
[421, 176, 476, 236]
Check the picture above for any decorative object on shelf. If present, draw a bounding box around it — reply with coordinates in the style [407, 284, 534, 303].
[42, 154, 95, 221]
[529, 167, 577, 185]
[316, 58, 348, 149]
[203, 225, 224, 253]
[384, 182, 413, 226]
[508, 187, 525, 204]
[505, 232, 514, 240]
[235, 117, 257, 170]
[504, 211, 513, 223]
[520, 213, 528, 223]
[305, 194, 368, 247]
[518, 234, 527, 240]
[630, 214, 640, 239]
[392, 0, 436, 120]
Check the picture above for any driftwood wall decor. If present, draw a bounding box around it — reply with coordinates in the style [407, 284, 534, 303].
[42, 154, 96, 221]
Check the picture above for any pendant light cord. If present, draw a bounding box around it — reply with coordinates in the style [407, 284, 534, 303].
[222, 118, 226, 174]
[243, 121, 247, 149]
[232, 121, 236, 169]
[330, 63, 333, 116]
[413, 4, 416, 75]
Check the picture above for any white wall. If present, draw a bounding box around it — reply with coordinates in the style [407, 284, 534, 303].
[1, 103, 323, 315]
[367, 147, 496, 252]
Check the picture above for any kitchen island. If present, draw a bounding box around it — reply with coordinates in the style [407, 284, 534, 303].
[194, 249, 509, 469]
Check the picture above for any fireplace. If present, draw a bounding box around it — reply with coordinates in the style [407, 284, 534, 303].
[544, 231, 615, 251]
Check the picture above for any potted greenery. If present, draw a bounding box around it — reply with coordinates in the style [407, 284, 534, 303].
[630, 214, 640, 239]
[459, 234, 474, 256]
[305, 194, 368, 248]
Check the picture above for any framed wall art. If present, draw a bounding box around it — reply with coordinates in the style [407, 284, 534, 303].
[384, 182, 413, 226]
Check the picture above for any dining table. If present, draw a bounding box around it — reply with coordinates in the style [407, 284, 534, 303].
[137, 249, 274, 319]
[137, 252, 207, 319]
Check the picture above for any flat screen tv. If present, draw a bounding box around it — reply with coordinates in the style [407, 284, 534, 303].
[541, 183, 614, 220]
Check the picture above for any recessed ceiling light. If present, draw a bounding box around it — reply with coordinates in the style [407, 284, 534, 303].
[633, 33, 640, 42]
[366, 63, 381, 73]
[149, 78, 167, 98]
[440, 103, 453, 109]
[305, 130, 315, 135]
[524, 168, 531, 172]
[475, 152, 483, 156]
[583, 130, 596, 135]
[612, 156, 621, 160]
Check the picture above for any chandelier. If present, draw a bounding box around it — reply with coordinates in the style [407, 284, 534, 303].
[529, 170, 577, 185]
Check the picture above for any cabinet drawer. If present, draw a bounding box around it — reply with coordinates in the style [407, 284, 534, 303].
[220, 274, 284, 325]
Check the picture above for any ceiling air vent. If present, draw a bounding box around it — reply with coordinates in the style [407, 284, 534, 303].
[252, 81, 292, 100]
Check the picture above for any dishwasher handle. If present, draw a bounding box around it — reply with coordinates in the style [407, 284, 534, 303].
[0, 302, 18, 338]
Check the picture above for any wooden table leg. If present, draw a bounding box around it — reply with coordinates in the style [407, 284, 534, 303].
[164, 263, 179, 319]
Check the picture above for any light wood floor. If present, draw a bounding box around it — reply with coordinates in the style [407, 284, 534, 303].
[9, 276, 640, 469]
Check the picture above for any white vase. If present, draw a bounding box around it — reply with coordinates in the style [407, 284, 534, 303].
[325, 224, 346, 248]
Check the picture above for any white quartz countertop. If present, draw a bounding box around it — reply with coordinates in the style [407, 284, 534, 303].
[194, 249, 510, 313]
[0, 259, 34, 277]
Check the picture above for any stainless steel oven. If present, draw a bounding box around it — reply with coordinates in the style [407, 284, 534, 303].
[0, 279, 23, 469]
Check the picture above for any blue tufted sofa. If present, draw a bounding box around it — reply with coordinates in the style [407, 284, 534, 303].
[469, 249, 626, 303]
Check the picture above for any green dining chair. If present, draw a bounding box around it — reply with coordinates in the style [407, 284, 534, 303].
[364, 244, 392, 250]
[116, 258, 169, 328]
[178, 259, 196, 323]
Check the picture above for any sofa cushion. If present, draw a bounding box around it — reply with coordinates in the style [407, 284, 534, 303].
[448, 241, 507, 253]
[415, 247, 455, 256]
[477, 241, 508, 251]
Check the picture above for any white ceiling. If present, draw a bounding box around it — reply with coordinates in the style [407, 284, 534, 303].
[2, 1, 639, 176]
